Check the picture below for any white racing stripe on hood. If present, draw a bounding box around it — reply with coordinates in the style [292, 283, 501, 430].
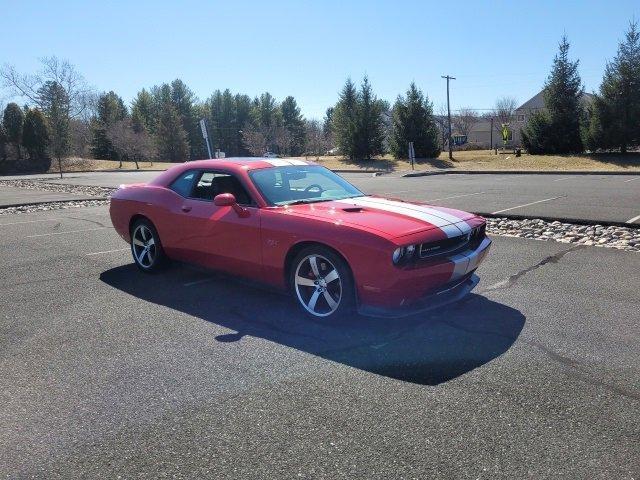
[359, 197, 472, 234]
[288, 159, 308, 165]
[336, 197, 463, 238]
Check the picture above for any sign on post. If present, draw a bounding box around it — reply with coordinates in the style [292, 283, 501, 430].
[200, 118, 213, 159]
[408, 141, 415, 170]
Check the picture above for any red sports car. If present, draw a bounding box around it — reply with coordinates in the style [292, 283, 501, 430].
[109, 158, 491, 319]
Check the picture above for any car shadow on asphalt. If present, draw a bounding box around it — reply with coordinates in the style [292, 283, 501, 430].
[100, 265, 525, 386]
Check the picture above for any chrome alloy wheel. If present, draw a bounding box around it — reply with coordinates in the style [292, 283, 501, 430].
[294, 254, 342, 317]
[131, 224, 157, 269]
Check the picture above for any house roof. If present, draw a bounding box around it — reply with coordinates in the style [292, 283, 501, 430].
[517, 90, 594, 111]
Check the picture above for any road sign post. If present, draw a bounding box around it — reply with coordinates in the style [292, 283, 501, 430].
[200, 118, 213, 159]
[408, 141, 415, 170]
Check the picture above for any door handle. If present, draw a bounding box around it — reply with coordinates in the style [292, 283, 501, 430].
[181, 206, 192, 213]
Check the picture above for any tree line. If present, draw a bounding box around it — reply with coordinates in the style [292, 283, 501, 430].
[522, 22, 640, 154]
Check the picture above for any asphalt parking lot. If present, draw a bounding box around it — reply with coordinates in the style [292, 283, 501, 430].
[3, 170, 639, 224]
[1, 204, 638, 478]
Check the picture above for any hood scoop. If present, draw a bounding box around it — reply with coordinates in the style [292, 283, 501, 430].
[341, 207, 365, 213]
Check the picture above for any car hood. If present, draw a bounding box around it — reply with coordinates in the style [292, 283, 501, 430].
[281, 196, 477, 238]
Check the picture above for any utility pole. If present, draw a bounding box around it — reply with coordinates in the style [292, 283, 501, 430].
[441, 75, 456, 160]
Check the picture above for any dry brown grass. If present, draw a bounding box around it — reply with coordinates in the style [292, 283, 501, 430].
[307, 150, 640, 172]
[49, 151, 640, 175]
[47, 157, 175, 173]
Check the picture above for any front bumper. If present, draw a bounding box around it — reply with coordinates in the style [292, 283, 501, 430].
[357, 273, 480, 318]
[356, 236, 491, 318]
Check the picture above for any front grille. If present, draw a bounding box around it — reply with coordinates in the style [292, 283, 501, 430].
[418, 224, 486, 259]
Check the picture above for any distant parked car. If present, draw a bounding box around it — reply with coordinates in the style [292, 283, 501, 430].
[109, 158, 491, 319]
[264, 152, 278, 158]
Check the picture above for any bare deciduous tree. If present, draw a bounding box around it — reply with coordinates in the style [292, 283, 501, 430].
[434, 104, 449, 149]
[242, 127, 268, 156]
[486, 96, 518, 134]
[106, 119, 156, 169]
[1, 56, 94, 119]
[452, 107, 479, 138]
[305, 119, 332, 157]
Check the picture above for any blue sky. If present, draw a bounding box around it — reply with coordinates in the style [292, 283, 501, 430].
[1, 0, 638, 119]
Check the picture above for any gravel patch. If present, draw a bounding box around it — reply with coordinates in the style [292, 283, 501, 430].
[487, 217, 639, 252]
[0, 199, 111, 215]
[0, 179, 116, 197]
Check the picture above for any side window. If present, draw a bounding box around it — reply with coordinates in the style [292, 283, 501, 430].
[169, 171, 196, 197]
[192, 172, 216, 200]
[191, 171, 254, 205]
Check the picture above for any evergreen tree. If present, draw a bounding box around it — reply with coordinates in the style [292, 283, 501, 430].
[234, 94, 253, 156]
[584, 21, 640, 152]
[131, 88, 155, 133]
[356, 76, 385, 159]
[91, 91, 127, 159]
[156, 103, 190, 162]
[43, 82, 71, 177]
[281, 96, 306, 155]
[332, 78, 359, 159]
[390, 82, 440, 159]
[0, 124, 7, 161]
[3, 103, 24, 158]
[171, 79, 204, 159]
[22, 108, 50, 159]
[522, 36, 584, 154]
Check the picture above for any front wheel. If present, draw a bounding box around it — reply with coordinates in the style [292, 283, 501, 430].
[130, 218, 166, 272]
[290, 246, 355, 320]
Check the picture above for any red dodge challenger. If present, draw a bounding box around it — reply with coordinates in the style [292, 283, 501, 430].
[109, 158, 491, 319]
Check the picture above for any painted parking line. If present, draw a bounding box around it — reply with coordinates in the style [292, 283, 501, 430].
[26, 227, 112, 238]
[425, 191, 485, 202]
[0, 218, 63, 226]
[626, 214, 640, 224]
[85, 248, 129, 256]
[491, 196, 562, 215]
[623, 177, 640, 183]
[553, 177, 574, 182]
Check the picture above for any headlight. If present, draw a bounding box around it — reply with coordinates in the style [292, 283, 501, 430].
[392, 245, 417, 265]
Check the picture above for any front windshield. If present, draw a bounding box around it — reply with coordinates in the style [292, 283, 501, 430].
[249, 165, 364, 206]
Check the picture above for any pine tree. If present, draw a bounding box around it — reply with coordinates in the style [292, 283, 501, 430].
[332, 79, 359, 159]
[356, 76, 385, 159]
[281, 96, 306, 155]
[584, 21, 640, 152]
[131, 88, 155, 134]
[156, 103, 190, 162]
[234, 94, 253, 156]
[0, 124, 7, 161]
[22, 108, 50, 159]
[390, 82, 441, 159]
[3, 103, 24, 159]
[523, 36, 584, 154]
[91, 91, 127, 159]
[42, 82, 71, 177]
[171, 79, 204, 159]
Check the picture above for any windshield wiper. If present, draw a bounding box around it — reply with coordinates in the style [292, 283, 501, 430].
[283, 198, 331, 205]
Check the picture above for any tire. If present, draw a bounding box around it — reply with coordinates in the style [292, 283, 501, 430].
[130, 218, 167, 273]
[289, 245, 355, 320]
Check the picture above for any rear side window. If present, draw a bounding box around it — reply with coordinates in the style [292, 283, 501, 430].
[169, 171, 196, 197]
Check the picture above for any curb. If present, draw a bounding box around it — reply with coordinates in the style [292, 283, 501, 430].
[477, 212, 639, 229]
[402, 170, 640, 177]
[0, 197, 109, 209]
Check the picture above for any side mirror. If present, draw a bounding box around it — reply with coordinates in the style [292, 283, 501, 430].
[214, 193, 236, 207]
[213, 193, 249, 217]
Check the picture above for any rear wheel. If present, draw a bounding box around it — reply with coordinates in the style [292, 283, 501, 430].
[290, 246, 355, 320]
[130, 218, 166, 272]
